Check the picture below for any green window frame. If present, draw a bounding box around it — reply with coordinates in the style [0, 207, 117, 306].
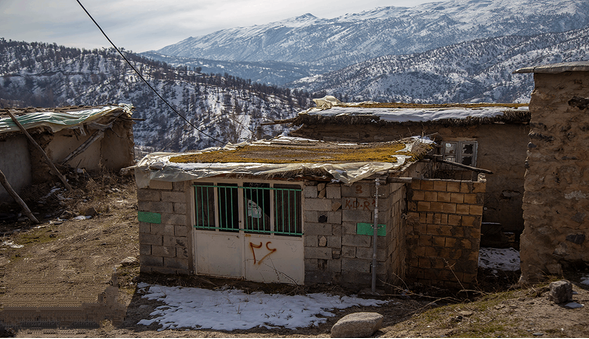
[193, 182, 302, 236]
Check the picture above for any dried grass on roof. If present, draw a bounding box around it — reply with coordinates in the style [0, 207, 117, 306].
[170, 141, 417, 164]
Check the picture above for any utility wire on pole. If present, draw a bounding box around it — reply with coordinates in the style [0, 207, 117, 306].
[75, 0, 224, 145]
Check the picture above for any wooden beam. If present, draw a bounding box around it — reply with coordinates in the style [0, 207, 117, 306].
[436, 158, 493, 174]
[7, 110, 73, 191]
[0, 168, 39, 224]
[60, 130, 104, 165]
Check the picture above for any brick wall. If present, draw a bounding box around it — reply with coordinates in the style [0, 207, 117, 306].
[303, 179, 404, 288]
[406, 176, 485, 288]
[137, 180, 192, 275]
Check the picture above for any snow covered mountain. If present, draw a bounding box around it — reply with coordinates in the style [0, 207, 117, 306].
[155, 0, 589, 71]
[290, 27, 589, 103]
[0, 40, 312, 152]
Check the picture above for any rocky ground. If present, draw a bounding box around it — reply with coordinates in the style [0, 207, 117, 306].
[0, 171, 588, 337]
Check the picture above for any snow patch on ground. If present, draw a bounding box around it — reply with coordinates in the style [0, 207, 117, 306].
[478, 247, 520, 271]
[137, 284, 389, 331]
[581, 275, 589, 285]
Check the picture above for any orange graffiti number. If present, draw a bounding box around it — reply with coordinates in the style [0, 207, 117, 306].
[249, 241, 277, 265]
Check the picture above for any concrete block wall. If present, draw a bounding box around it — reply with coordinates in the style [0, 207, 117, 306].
[303, 180, 402, 288]
[137, 180, 192, 275]
[406, 177, 486, 288]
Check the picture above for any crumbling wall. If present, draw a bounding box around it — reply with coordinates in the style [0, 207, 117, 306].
[520, 71, 589, 282]
[406, 177, 485, 288]
[137, 181, 192, 275]
[0, 135, 31, 201]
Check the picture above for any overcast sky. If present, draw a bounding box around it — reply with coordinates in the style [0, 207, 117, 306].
[1, 0, 438, 53]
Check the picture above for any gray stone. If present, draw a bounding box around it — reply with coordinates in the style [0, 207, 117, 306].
[120, 256, 139, 266]
[548, 280, 573, 303]
[331, 312, 383, 338]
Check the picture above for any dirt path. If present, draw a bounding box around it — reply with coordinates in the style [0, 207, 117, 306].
[1, 175, 588, 337]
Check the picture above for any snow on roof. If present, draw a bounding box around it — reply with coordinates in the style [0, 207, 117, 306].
[0, 104, 133, 134]
[514, 61, 589, 74]
[303, 105, 527, 123]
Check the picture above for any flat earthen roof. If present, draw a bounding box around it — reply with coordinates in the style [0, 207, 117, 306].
[514, 61, 589, 74]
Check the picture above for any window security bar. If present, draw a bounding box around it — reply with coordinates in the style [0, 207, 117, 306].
[193, 184, 303, 236]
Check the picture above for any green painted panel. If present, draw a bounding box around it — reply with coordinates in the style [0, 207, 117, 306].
[138, 211, 161, 224]
[356, 223, 386, 236]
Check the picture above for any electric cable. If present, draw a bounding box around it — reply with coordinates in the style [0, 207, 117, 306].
[75, 0, 224, 145]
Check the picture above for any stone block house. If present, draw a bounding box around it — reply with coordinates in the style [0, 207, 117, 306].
[0, 104, 135, 201]
[135, 136, 486, 289]
[276, 99, 529, 246]
[514, 62, 589, 283]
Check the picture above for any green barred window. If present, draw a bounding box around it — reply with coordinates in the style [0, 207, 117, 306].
[193, 182, 302, 236]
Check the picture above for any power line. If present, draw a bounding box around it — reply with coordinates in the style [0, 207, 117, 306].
[75, 0, 224, 145]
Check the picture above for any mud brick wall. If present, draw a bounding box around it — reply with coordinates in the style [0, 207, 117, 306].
[406, 177, 485, 288]
[520, 71, 589, 282]
[303, 179, 403, 288]
[137, 180, 192, 275]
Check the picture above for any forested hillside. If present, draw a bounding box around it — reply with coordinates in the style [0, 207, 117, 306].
[0, 39, 312, 151]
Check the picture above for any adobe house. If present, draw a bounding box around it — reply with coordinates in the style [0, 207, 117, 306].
[275, 98, 530, 246]
[514, 62, 589, 283]
[0, 104, 135, 201]
[135, 136, 487, 289]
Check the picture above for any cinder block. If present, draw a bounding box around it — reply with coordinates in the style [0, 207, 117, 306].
[151, 224, 175, 236]
[304, 186, 318, 198]
[341, 258, 371, 273]
[327, 235, 342, 249]
[410, 180, 421, 190]
[164, 257, 189, 270]
[174, 225, 189, 237]
[151, 267, 178, 275]
[342, 234, 371, 247]
[342, 209, 372, 222]
[460, 182, 472, 193]
[305, 247, 331, 259]
[148, 180, 173, 190]
[342, 246, 356, 258]
[304, 223, 332, 236]
[356, 247, 386, 261]
[138, 201, 173, 213]
[327, 211, 342, 224]
[161, 213, 187, 226]
[152, 245, 176, 257]
[137, 189, 161, 202]
[139, 222, 151, 234]
[328, 259, 341, 272]
[140, 244, 151, 256]
[473, 182, 486, 193]
[139, 233, 163, 246]
[173, 203, 187, 214]
[433, 236, 446, 247]
[176, 246, 189, 259]
[332, 224, 343, 237]
[304, 235, 318, 247]
[161, 191, 187, 203]
[164, 236, 187, 248]
[326, 186, 341, 199]
[305, 198, 334, 211]
[140, 255, 163, 267]
[304, 210, 317, 223]
[173, 181, 188, 192]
